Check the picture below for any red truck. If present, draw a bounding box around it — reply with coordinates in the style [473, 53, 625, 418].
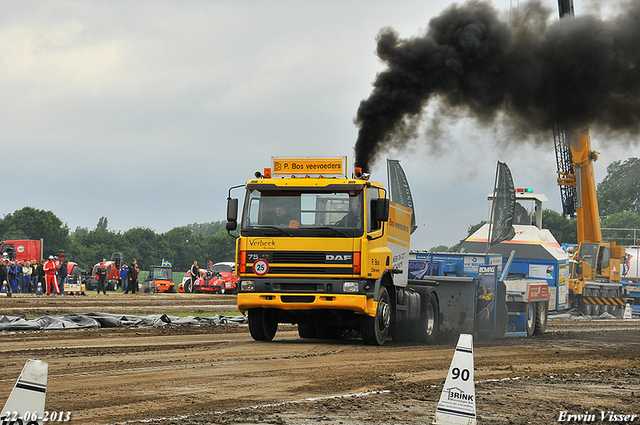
[0, 239, 44, 264]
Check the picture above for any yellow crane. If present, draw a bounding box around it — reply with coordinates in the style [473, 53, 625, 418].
[554, 1, 627, 316]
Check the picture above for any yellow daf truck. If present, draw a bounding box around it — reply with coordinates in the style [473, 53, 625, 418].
[226, 157, 533, 345]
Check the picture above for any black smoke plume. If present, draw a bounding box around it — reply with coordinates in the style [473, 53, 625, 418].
[354, 0, 640, 171]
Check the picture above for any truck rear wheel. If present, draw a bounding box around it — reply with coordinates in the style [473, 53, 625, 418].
[360, 286, 390, 346]
[419, 292, 440, 344]
[248, 308, 278, 341]
[525, 303, 536, 337]
[534, 302, 548, 335]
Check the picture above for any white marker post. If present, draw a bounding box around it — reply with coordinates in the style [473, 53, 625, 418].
[1, 359, 48, 425]
[433, 334, 476, 425]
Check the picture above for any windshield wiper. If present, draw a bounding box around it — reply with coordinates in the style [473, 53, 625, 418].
[255, 225, 293, 237]
[314, 227, 350, 237]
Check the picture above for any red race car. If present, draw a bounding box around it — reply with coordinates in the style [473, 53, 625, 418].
[178, 262, 238, 294]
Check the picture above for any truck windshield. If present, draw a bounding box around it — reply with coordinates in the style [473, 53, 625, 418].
[240, 187, 365, 237]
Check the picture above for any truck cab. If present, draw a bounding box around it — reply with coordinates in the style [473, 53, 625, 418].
[0, 239, 43, 264]
[227, 157, 411, 345]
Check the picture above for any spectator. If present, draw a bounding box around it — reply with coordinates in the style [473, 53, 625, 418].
[43, 256, 60, 295]
[120, 263, 128, 293]
[0, 258, 11, 297]
[186, 261, 199, 293]
[37, 259, 46, 291]
[30, 259, 39, 293]
[8, 262, 20, 293]
[96, 261, 107, 295]
[126, 259, 139, 294]
[57, 255, 68, 290]
[22, 261, 32, 293]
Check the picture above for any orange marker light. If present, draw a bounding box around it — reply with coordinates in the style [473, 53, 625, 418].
[353, 252, 361, 275]
[239, 251, 247, 274]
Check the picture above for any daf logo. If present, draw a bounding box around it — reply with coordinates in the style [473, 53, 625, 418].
[326, 254, 352, 262]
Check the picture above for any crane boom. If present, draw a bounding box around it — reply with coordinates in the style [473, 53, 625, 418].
[568, 129, 602, 243]
[553, 120, 577, 217]
[553, 0, 601, 243]
[553, 0, 626, 317]
[553, 0, 578, 218]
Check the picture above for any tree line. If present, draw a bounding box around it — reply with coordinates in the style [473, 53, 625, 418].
[0, 209, 236, 272]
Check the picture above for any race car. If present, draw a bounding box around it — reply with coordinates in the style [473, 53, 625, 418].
[209, 262, 238, 294]
[178, 262, 238, 294]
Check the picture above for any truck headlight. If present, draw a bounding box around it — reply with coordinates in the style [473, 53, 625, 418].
[343, 281, 359, 293]
[241, 281, 255, 291]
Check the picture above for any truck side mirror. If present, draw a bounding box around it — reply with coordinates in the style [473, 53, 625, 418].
[372, 198, 389, 223]
[226, 198, 239, 231]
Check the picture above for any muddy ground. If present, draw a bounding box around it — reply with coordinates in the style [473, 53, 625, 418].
[1, 293, 639, 425]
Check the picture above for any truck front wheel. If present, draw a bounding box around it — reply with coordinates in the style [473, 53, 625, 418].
[248, 308, 278, 341]
[360, 286, 390, 346]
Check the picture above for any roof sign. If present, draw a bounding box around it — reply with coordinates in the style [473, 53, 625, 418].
[271, 157, 347, 177]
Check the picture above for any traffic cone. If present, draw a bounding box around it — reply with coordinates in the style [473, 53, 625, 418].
[36, 281, 43, 296]
[623, 302, 633, 319]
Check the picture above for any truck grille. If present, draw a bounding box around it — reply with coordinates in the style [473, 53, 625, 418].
[272, 252, 326, 263]
[270, 266, 352, 275]
[246, 251, 353, 276]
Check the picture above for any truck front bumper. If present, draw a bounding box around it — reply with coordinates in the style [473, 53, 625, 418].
[237, 292, 376, 317]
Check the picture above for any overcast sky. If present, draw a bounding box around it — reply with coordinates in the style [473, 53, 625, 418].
[1, 0, 637, 250]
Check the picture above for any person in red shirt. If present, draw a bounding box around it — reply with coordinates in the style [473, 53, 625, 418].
[43, 255, 60, 295]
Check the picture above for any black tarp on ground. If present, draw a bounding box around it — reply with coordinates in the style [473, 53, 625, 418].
[0, 313, 247, 331]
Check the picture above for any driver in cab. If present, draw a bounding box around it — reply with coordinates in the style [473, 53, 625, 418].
[336, 196, 362, 228]
[272, 205, 300, 228]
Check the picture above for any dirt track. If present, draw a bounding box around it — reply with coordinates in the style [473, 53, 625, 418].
[1, 293, 639, 425]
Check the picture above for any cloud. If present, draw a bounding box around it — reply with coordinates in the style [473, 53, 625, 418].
[0, 0, 636, 249]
